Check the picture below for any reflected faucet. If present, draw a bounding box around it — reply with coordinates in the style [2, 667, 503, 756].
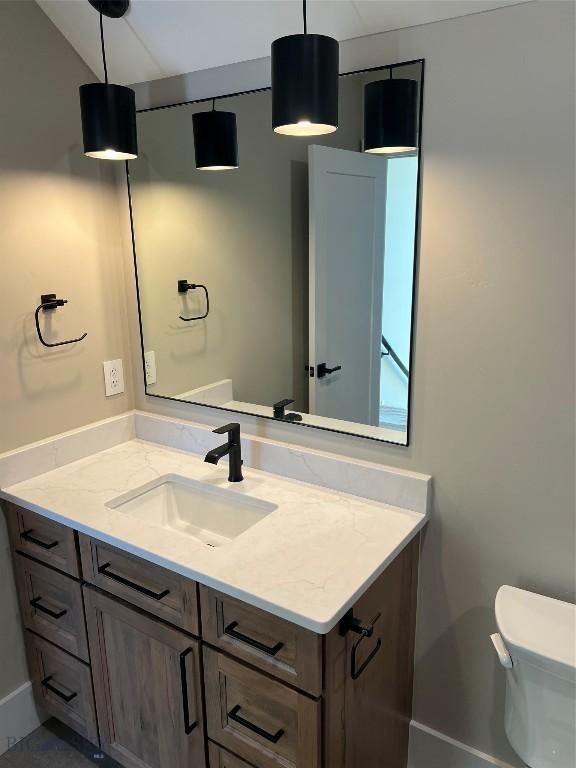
[273, 398, 303, 422]
[204, 423, 244, 483]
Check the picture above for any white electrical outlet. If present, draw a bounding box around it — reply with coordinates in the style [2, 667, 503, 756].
[103, 359, 125, 397]
[144, 350, 157, 385]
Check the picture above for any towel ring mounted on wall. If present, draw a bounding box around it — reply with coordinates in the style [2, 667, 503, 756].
[34, 294, 88, 348]
[178, 279, 210, 321]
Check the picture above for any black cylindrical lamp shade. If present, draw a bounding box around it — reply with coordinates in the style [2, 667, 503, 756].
[192, 110, 238, 170]
[80, 83, 137, 160]
[364, 79, 418, 154]
[272, 34, 338, 136]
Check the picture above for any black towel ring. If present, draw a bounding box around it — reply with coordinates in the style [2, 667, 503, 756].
[34, 294, 88, 348]
[178, 279, 210, 321]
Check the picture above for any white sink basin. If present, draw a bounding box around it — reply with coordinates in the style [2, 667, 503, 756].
[106, 474, 276, 548]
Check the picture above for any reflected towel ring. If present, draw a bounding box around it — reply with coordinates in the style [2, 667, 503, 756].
[34, 294, 88, 348]
[178, 279, 210, 321]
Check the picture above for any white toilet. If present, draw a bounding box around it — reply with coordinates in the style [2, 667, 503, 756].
[491, 585, 576, 768]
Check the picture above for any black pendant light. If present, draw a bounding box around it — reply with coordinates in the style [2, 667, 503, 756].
[79, 0, 137, 160]
[364, 71, 418, 155]
[192, 100, 239, 170]
[271, 0, 338, 136]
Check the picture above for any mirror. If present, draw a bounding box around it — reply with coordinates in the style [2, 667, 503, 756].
[129, 60, 424, 445]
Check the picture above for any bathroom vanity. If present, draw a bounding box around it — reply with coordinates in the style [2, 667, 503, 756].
[0, 413, 430, 768]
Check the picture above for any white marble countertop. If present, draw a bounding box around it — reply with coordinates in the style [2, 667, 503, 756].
[1, 436, 428, 633]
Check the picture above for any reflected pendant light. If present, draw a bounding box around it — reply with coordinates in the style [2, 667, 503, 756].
[192, 100, 239, 170]
[79, 0, 137, 160]
[364, 72, 418, 154]
[271, 0, 338, 136]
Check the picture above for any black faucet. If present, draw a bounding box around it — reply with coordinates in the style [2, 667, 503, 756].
[273, 398, 303, 422]
[204, 423, 243, 482]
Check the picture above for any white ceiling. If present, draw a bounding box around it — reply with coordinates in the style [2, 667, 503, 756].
[37, 0, 525, 86]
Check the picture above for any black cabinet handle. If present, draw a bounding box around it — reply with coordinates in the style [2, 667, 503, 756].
[30, 597, 67, 620]
[179, 648, 198, 735]
[228, 704, 284, 744]
[224, 621, 284, 657]
[97, 563, 170, 601]
[41, 676, 77, 703]
[21, 529, 59, 550]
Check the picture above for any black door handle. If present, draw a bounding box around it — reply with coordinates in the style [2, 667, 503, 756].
[317, 363, 342, 379]
[21, 529, 59, 550]
[41, 676, 77, 703]
[97, 563, 170, 601]
[228, 705, 285, 744]
[30, 596, 67, 620]
[179, 648, 198, 735]
[224, 621, 284, 656]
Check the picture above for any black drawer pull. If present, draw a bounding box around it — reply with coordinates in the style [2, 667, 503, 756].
[224, 621, 284, 656]
[179, 648, 198, 735]
[228, 704, 284, 744]
[41, 676, 77, 703]
[30, 597, 67, 619]
[22, 529, 59, 550]
[97, 563, 170, 600]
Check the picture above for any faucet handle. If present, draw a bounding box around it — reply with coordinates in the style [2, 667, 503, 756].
[213, 422, 240, 438]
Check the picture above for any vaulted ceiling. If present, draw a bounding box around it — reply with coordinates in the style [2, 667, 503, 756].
[37, 0, 525, 85]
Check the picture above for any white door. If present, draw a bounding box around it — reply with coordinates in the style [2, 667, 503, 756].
[308, 145, 387, 426]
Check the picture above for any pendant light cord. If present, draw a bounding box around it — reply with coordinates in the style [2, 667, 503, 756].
[303, 0, 307, 34]
[99, 11, 109, 84]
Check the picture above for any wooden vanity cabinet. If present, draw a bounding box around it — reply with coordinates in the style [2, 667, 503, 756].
[83, 586, 205, 768]
[200, 585, 322, 696]
[5, 502, 80, 577]
[25, 631, 98, 743]
[79, 535, 199, 634]
[13, 554, 89, 661]
[209, 743, 257, 768]
[5, 501, 420, 768]
[204, 646, 321, 768]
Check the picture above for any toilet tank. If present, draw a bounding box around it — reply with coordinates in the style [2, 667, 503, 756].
[493, 586, 575, 768]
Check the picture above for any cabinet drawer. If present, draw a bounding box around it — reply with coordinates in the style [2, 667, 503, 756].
[200, 587, 322, 696]
[14, 554, 88, 661]
[204, 648, 320, 768]
[5, 503, 79, 577]
[209, 742, 256, 768]
[79, 534, 199, 635]
[25, 632, 98, 744]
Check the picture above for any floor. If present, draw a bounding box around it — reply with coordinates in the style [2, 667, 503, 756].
[1, 721, 119, 768]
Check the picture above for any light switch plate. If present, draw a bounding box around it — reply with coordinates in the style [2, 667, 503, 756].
[144, 350, 157, 385]
[103, 359, 124, 397]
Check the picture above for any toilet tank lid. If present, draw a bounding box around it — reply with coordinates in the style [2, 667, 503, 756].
[496, 586, 576, 678]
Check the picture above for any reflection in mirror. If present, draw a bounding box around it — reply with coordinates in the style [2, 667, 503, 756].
[129, 60, 423, 445]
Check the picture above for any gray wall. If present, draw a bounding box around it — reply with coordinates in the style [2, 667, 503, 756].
[0, 1, 133, 698]
[129, 2, 575, 763]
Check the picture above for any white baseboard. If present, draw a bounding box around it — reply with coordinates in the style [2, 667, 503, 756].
[408, 720, 521, 768]
[0, 682, 47, 756]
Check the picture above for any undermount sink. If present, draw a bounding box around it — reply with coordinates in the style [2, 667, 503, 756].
[106, 474, 276, 548]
